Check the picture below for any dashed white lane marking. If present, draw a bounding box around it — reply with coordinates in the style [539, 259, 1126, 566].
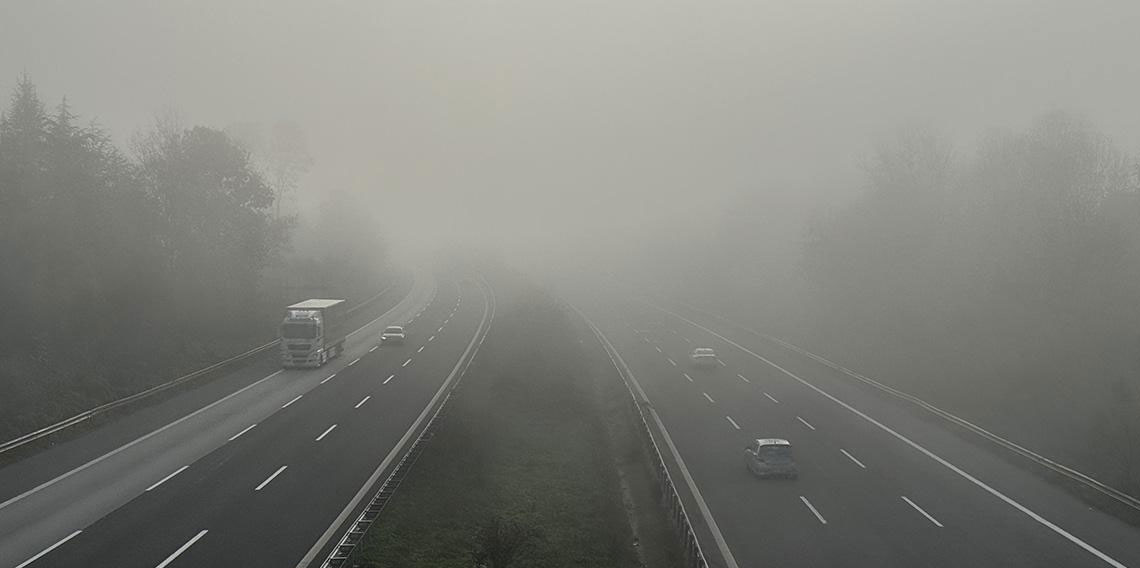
[800, 496, 827, 524]
[797, 416, 817, 431]
[683, 337, 692, 343]
[763, 392, 779, 404]
[355, 396, 371, 409]
[437, 327, 444, 333]
[641, 336, 649, 343]
[384, 374, 395, 384]
[369, 346, 378, 353]
[902, 496, 944, 527]
[737, 374, 750, 383]
[228, 423, 257, 441]
[417, 345, 424, 353]
[667, 358, 677, 367]
[717, 359, 727, 367]
[15, 530, 82, 568]
[257, 467, 289, 490]
[683, 373, 694, 382]
[321, 373, 336, 384]
[702, 392, 716, 403]
[841, 449, 867, 469]
[282, 395, 303, 408]
[155, 530, 208, 568]
[146, 465, 189, 492]
[349, 357, 361, 366]
[655, 346, 663, 353]
[315, 424, 338, 442]
[725, 416, 741, 430]
[402, 358, 412, 367]
[429, 335, 435, 342]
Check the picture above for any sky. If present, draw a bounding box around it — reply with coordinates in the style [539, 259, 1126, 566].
[3, 0, 1140, 264]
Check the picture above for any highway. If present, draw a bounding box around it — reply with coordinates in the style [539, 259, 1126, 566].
[0, 272, 493, 568]
[579, 294, 1140, 568]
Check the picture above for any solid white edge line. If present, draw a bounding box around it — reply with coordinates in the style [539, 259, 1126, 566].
[15, 530, 81, 568]
[155, 530, 208, 568]
[0, 370, 281, 513]
[797, 416, 816, 431]
[295, 278, 494, 568]
[281, 395, 303, 408]
[255, 466, 287, 491]
[840, 448, 867, 469]
[800, 496, 827, 524]
[145, 465, 189, 492]
[315, 424, 337, 442]
[737, 373, 750, 383]
[573, 308, 740, 568]
[725, 416, 741, 430]
[653, 303, 1129, 568]
[355, 396, 370, 409]
[764, 392, 779, 404]
[383, 374, 395, 384]
[902, 496, 944, 528]
[702, 392, 716, 404]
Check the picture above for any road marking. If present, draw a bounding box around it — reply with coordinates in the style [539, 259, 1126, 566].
[800, 496, 827, 524]
[763, 392, 779, 404]
[15, 530, 82, 568]
[281, 395, 303, 408]
[737, 373, 751, 383]
[438, 326, 444, 333]
[841, 449, 867, 469]
[725, 416, 741, 430]
[321, 373, 336, 384]
[315, 424, 338, 442]
[655, 346, 663, 353]
[641, 336, 649, 343]
[369, 346, 378, 353]
[702, 392, 716, 403]
[653, 304, 1131, 568]
[228, 423, 257, 441]
[156, 530, 208, 568]
[683, 336, 691, 343]
[349, 357, 361, 366]
[683, 373, 694, 382]
[717, 359, 727, 367]
[902, 496, 944, 527]
[667, 358, 677, 366]
[429, 335, 435, 342]
[796, 416, 816, 431]
[417, 345, 424, 353]
[384, 374, 395, 384]
[402, 358, 412, 367]
[355, 396, 371, 409]
[146, 465, 189, 492]
[255, 466, 287, 491]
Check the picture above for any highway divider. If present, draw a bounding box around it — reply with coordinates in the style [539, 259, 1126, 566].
[663, 298, 1140, 515]
[0, 279, 401, 457]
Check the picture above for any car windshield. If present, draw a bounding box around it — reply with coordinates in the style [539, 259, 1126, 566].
[758, 446, 793, 463]
[282, 322, 317, 339]
[385, 327, 403, 333]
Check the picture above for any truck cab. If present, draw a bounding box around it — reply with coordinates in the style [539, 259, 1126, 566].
[281, 299, 347, 368]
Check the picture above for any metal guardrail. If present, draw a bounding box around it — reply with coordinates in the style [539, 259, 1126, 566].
[668, 299, 1140, 514]
[0, 280, 399, 456]
[571, 305, 709, 568]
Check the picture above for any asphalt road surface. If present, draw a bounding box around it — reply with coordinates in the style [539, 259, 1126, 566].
[0, 272, 492, 568]
[579, 294, 1140, 568]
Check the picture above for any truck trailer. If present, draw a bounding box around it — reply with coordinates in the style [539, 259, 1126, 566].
[280, 299, 348, 368]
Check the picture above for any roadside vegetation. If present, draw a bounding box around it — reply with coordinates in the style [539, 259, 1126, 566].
[0, 76, 389, 441]
[357, 279, 681, 567]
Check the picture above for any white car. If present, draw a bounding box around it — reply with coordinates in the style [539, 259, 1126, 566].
[380, 325, 406, 344]
[689, 347, 719, 368]
[745, 438, 798, 479]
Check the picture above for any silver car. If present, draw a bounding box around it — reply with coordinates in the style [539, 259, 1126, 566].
[689, 347, 719, 368]
[380, 325, 406, 345]
[745, 438, 798, 479]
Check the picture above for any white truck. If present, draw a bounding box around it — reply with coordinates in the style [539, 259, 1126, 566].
[280, 299, 348, 368]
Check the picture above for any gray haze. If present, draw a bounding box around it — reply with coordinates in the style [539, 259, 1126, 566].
[4, 0, 1140, 264]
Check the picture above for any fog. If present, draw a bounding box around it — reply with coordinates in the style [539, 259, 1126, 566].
[5, 1, 1139, 267]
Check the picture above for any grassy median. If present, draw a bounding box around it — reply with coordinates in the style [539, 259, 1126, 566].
[355, 280, 679, 567]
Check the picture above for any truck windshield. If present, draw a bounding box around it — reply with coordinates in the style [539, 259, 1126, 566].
[282, 322, 317, 339]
